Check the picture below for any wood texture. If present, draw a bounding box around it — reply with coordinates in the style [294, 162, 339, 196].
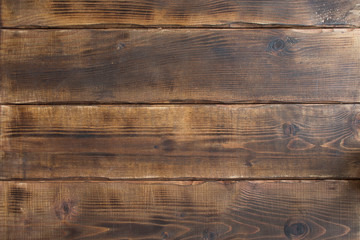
[2, 29, 360, 104]
[1, 104, 360, 180]
[1, 0, 360, 28]
[1, 180, 359, 239]
[1, 1, 359, 239]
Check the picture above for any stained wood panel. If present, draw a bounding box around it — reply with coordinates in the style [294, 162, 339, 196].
[2, 29, 360, 104]
[1, 0, 359, 239]
[1, 104, 360, 179]
[1, 181, 359, 239]
[1, 0, 360, 28]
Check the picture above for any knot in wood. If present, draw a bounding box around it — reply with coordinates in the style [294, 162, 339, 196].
[269, 39, 285, 51]
[55, 199, 78, 221]
[284, 219, 309, 239]
[283, 123, 298, 136]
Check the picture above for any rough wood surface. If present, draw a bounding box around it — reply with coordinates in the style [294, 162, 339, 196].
[1, 0, 360, 28]
[1, 181, 359, 239]
[1, 1, 360, 239]
[2, 29, 360, 104]
[1, 104, 360, 180]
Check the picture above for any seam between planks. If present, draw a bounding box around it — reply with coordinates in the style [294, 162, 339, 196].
[2, 102, 360, 106]
[1, 25, 360, 30]
[1, 177, 360, 182]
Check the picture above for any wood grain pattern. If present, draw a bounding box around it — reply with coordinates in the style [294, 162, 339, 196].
[2, 1, 359, 239]
[2, 29, 360, 104]
[1, 0, 360, 28]
[1, 104, 360, 179]
[1, 181, 359, 239]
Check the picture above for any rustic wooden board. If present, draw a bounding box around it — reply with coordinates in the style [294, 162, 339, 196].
[1, 104, 360, 179]
[1, 0, 360, 27]
[1, 29, 360, 104]
[1, 180, 359, 239]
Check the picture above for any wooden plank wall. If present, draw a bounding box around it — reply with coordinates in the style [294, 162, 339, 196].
[2, 29, 360, 104]
[1, 181, 359, 239]
[1, 1, 360, 239]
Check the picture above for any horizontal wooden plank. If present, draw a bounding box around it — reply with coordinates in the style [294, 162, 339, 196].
[0, 180, 359, 239]
[1, 29, 360, 103]
[1, 104, 360, 179]
[1, 0, 360, 27]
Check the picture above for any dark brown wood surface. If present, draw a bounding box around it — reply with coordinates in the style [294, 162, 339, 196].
[1, 104, 360, 180]
[1, 0, 360, 28]
[2, 29, 360, 104]
[1, 1, 359, 239]
[1, 180, 359, 239]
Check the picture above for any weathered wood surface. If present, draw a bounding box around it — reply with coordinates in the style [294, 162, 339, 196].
[1, 181, 359, 239]
[2, 29, 360, 104]
[1, 1, 360, 239]
[1, 104, 360, 179]
[1, 0, 360, 28]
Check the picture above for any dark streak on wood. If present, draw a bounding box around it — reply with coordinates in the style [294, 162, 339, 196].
[7, 186, 31, 214]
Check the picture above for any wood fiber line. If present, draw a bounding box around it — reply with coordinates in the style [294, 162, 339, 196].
[1, 0, 360, 28]
[0, 181, 359, 239]
[1, 29, 360, 104]
[1, 105, 360, 180]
